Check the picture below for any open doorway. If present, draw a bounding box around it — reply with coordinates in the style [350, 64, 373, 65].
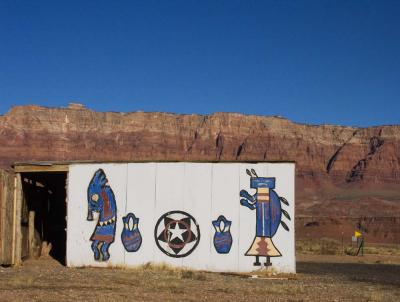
[20, 172, 67, 264]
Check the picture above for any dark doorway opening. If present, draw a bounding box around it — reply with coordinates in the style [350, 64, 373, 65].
[21, 172, 67, 265]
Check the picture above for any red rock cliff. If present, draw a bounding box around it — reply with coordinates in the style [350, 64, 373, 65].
[0, 105, 399, 242]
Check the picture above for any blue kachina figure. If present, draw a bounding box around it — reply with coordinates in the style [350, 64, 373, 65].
[240, 169, 291, 267]
[121, 213, 142, 252]
[87, 169, 117, 261]
[212, 215, 233, 254]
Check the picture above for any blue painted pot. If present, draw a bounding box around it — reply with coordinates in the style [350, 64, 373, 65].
[121, 213, 142, 252]
[212, 215, 232, 254]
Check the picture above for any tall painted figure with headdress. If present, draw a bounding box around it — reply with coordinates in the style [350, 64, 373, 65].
[240, 169, 291, 267]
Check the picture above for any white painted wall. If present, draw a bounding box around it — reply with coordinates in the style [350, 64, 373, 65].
[67, 162, 295, 273]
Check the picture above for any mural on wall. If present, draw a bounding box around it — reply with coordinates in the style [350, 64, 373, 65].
[87, 169, 117, 261]
[69, 163, 295, 272]
[154, 210, 200, 258]
[240, 169, 291, 267]
[212, 215, 233, 254]
[121, 213, 142, 252]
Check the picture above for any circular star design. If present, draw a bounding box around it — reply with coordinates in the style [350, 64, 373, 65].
[154, 210, 200, 258]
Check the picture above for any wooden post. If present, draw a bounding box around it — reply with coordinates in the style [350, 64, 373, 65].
[11, 175, 17, 264]
[28, 211, 35, 258]
[341, 231, 344, 255]
[12, 174, 23, 266]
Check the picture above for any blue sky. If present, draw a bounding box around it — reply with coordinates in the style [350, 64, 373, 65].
[0, 0, 399, 126]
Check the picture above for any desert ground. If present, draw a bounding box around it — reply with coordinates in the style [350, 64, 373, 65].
[0, 245, 399, 302]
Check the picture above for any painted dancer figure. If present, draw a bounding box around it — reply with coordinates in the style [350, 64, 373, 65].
[240, 169, 291, 267]
[87, 169, 117, 261]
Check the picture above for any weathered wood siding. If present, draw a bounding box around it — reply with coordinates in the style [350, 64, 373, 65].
[0, 169, 16, 265]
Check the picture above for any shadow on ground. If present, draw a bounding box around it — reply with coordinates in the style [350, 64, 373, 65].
[297, 261, 400, 287]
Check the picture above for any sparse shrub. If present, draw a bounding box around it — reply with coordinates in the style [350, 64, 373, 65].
[297, 238, 342, 255]
[319, 238, 341, 255]
[180, 269, 207, 281]
[344, 246, 355, 256]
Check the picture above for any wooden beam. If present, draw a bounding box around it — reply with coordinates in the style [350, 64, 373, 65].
[14, 165, 69, 173]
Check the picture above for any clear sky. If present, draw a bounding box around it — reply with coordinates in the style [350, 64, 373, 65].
[0, 0, 399, 126]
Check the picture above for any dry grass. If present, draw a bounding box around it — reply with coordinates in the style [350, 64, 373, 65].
[296, 238, 400, 257]
[130, 262, 209, 281]
[297, 238, 344, 255]
[362, 244, 400, 256]
[0, 253, 399, 302]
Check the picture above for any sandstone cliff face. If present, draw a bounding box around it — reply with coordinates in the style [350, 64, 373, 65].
[1, 105, 399, 183]
[0, 104, 399, 242]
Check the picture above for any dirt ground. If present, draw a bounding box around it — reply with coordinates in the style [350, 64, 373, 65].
[0, 254, 399, 302]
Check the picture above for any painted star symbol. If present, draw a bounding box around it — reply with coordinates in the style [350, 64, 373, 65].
[157, 216, 197, 255]
[168, 222, 185, 242]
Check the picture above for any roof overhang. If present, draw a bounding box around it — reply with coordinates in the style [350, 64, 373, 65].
[13, 160, 296, 173]
[13, 162, 70, 173]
